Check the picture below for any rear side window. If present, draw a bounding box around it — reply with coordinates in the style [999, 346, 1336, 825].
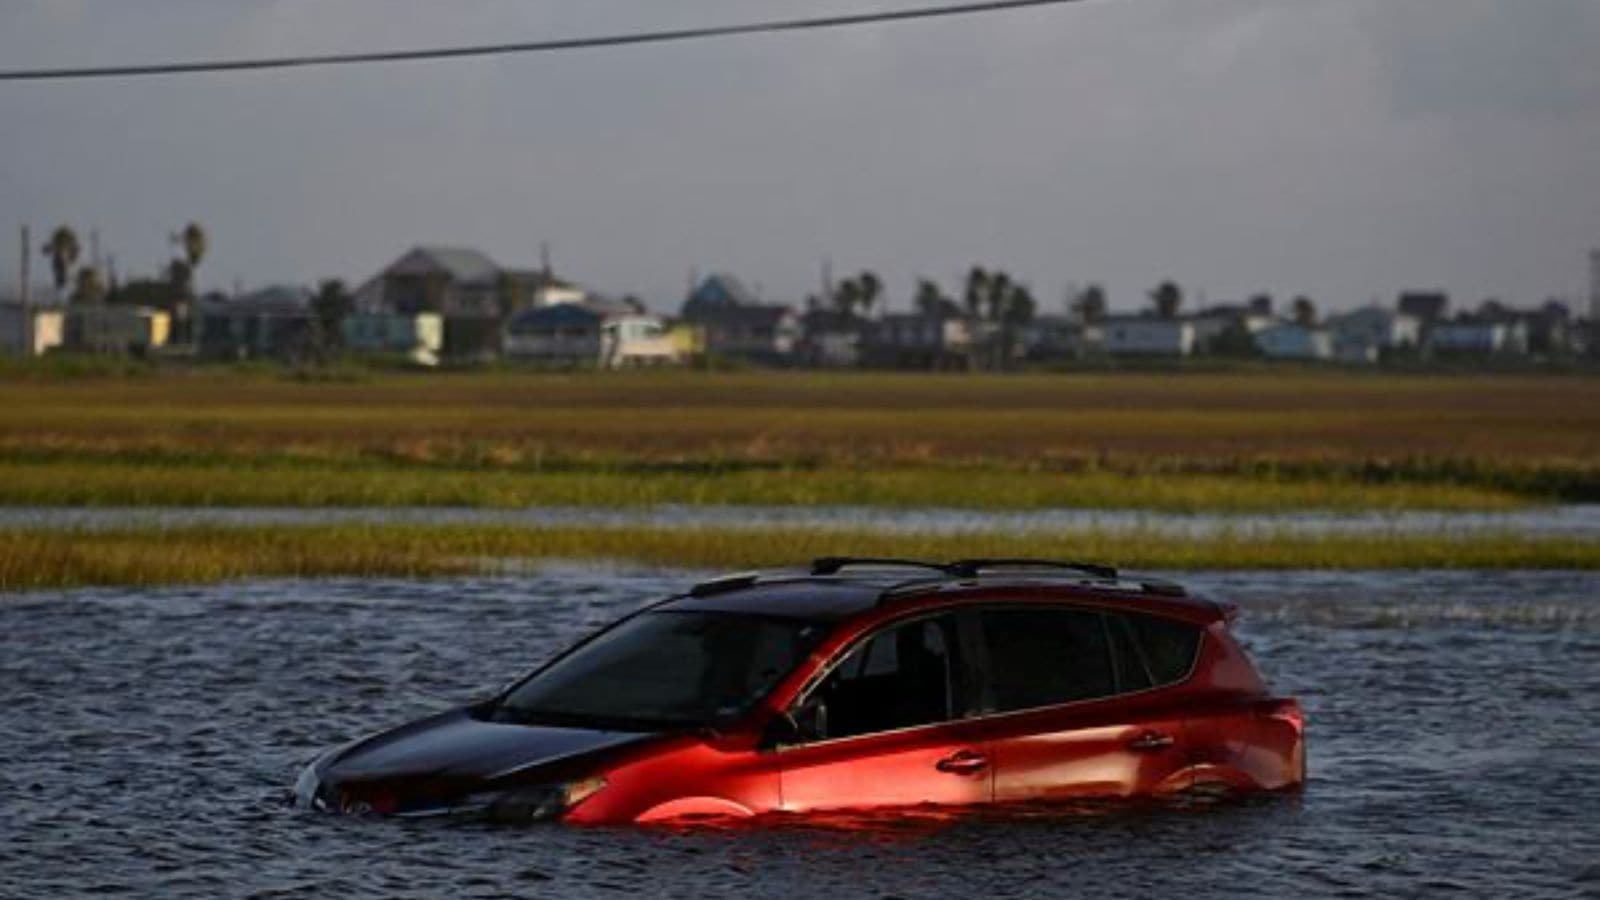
[1118, 613, 1202, 687]
[977, 609, 1116, 712]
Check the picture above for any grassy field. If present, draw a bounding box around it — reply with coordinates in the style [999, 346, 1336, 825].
[0, 368, 1596, 510]
[3, 523, 1597, 590]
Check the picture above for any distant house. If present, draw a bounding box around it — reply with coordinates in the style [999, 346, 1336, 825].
[1102, 316, 1195, 357]
[504, 298, 679, 368]
[1398, 292, 1449, 326]
[1022, 315, 1103, 362]
[1254, 322, 1332, 361]
[1326, 306, 1421, 363]
[798, 309, 870, 368]
[1512, 301, 1577, 357]
[680, 274, 799, 364]
[343, 312, 444, 367]
[1427, 318, 1528, 356]
[354, 246, 597, 363]
[498, 269, 587, 311]
[0, 301, 65, 356]
[863, 303, 973, 369]
[196, 286, 315, 360]
[365, 246, 503, 317]
[1189, 304, 1274, 352]
[66, 305, 171, 354]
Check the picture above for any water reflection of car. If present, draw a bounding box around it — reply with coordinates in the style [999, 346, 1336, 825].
[294, 558, 1305, 824]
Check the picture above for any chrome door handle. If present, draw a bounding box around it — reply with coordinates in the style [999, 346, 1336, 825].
[935, 750, 990, 775]
[1128, 731, 1175, 752]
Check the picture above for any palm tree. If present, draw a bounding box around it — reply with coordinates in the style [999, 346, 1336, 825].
[1292, 295, 1317, 326]
[982, 271, 1011, 322]
[165, 259, 193, 306]
[178, 222, 207, 270]
[856, 271, 882, 319]
[963, 266, 988, 320]
[1005, 285, 1037, 325]
[1150, 280, 1183, 318]
[71, 266, 107, 304]
[914, 278, 947, 316]
[1071, 283, 1107, 323]
[312, 279, 353, 354]
[41, 226, 81, 298]
[832, 278, 862, 317]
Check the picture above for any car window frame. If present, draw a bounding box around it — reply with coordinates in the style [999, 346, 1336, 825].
[779, 608, 978, 750]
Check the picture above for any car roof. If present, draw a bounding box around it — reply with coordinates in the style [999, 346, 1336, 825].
[659, 560, 1228, 624]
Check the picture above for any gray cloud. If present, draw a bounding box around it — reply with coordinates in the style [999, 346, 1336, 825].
[1, 0, 1596, 312]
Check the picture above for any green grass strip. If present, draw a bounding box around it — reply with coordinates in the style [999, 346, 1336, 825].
[3, 524, 1596, 591]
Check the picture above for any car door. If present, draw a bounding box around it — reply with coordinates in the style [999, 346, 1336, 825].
[777, 612, 994, 813]
[973, 606, 1193, 803]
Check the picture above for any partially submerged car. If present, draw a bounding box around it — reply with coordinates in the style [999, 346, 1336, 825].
[295, 558, 1304, 824]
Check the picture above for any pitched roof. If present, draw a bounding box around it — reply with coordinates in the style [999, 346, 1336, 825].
[387, 246, 501, 284]
[684, 273, 762, 312]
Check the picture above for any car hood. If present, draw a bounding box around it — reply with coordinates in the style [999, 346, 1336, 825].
[323, 707, 657, 783]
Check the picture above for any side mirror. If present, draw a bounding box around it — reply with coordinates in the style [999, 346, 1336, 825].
[762, 699, 828, 749]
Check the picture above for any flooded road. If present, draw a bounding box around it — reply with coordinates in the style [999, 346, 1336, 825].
[3, 568, 1597, 898]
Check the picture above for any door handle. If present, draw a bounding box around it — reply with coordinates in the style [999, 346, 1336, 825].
[935, 749, 990, 775]
[1127, 731, 1175, 752]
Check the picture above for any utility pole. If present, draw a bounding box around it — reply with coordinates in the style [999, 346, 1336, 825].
[18, 225, 29, 307]
[1589, 248, 1599, 325]
[19, 225, 31, 355]
[1589, 249, 1600, 359]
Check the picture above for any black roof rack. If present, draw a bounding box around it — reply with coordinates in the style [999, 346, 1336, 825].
[810, 557, 954, 577]
[947, 558, 1119, 580]
[687, 571, 763, 597]
[686, 557, 1175, 606]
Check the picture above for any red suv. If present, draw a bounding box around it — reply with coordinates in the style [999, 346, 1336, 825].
[294, 558, 1305, 823]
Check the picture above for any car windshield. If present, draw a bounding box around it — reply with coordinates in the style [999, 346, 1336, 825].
[499, 611, 829, 730]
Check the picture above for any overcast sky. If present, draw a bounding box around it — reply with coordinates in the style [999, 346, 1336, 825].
[2, 0, 1597, 314]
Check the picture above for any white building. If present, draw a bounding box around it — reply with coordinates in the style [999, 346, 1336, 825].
[504, 298, 679, 367]
[1102, 316, 1195, 357]
[1254, 322, 1333, 360]
[343, 312, 444, 366]
[1189, 306, 1274, 350]
[67, 305, 170, 354]
[1326, 306, 1422, 363]
[1428, 320, 1528, 356]
[0, 303, 65, 356]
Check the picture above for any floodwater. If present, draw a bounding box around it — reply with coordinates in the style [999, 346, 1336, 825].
[3, 568, 1598, 898]
[4, 503, 1600, 538]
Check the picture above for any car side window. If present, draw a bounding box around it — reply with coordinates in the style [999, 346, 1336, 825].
[1119, 612, 1202, 686]
[977, 608, 1117, 712]
[804, 615, 959, 741]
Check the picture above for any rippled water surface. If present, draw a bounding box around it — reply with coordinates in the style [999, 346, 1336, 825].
[6, 503, 1600, 538]
[4, 568, 1598, 898]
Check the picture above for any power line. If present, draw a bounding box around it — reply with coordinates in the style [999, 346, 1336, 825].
[0, 0, 1096, 83]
